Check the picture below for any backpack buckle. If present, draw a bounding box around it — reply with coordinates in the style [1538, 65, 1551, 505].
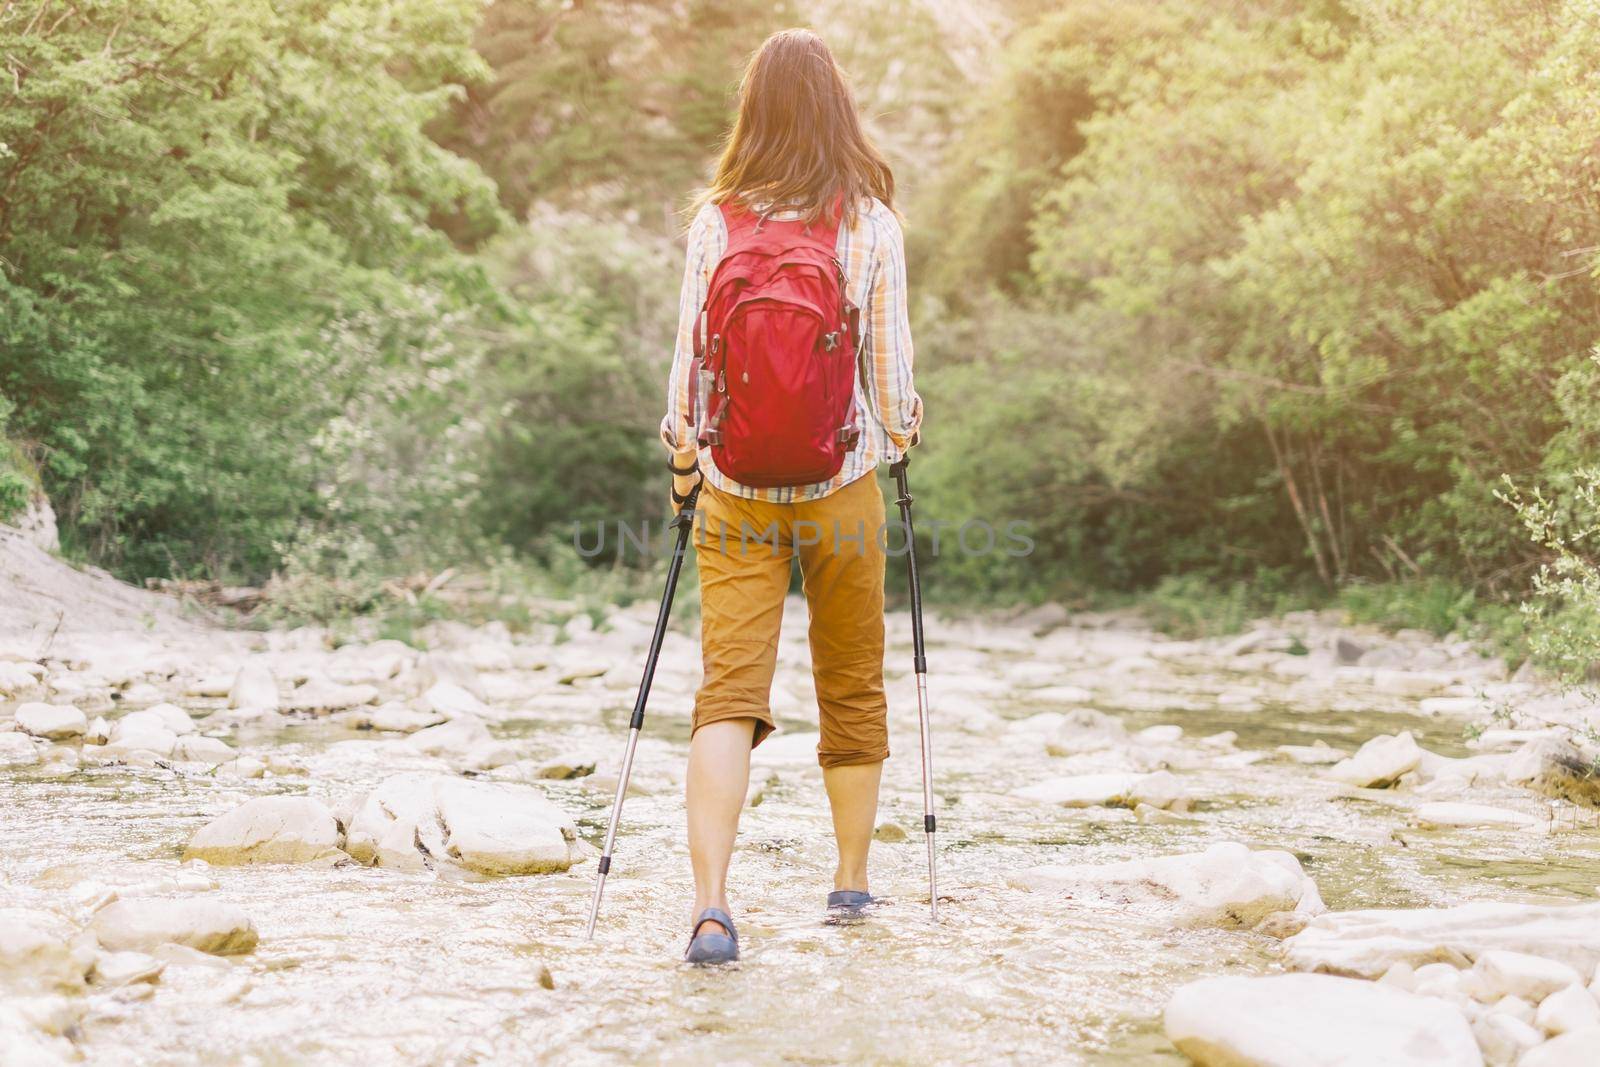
[822, 331, 840, 352]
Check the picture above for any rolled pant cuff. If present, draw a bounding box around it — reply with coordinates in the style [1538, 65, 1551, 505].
[817, 746, 890, 769]
[691, 705, 777, 748]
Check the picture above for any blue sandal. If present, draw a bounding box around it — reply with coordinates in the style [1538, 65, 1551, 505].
[684, 907, 739, 964]
[826, 890, 875, 920]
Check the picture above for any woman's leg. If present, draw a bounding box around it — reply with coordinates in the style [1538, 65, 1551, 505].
[686, 717, 757, 933]
[796, 475, 890, 896]
[688, 483, 790, 936]
[823, 760, 882, 892]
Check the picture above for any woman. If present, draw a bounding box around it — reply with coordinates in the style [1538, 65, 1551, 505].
[660, 28, 922, 965]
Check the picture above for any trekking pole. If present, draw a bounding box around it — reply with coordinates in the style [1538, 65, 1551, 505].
[585, 482, 701, 940]
[889, 456, 938, 920]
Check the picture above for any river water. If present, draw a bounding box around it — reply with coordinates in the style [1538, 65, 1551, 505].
[3, 603, 1595, 1065]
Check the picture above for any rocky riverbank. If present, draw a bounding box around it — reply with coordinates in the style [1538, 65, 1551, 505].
[3, 571, 1599, 1063]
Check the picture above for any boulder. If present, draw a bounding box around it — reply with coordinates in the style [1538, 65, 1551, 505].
[369, 704, 446, 733]
[89, 899, 258, 956]
[1506, 738, 1600, 809]
[1473, 1014, 1542, 1066]
[173, 735, 235, 764]
[0, 733, 39, 766]
[0, 908, 95, 993]
[83, 716, 110, 745]
[101, 717, 178, 758]
[1284, 901, 1600, 979]
[13, 704, 86, 740]
[1471, 951, 1584, 1004]
[1008, 842, 1320, 929]
[1522, 1026, 1600, 1067]
[1535, 983, 1600, 1036]
[227, 662, 280, 712]
[1044, 708, 1129, 756]
[1164, 973, 1481, 1067]
[89, 950, 165, 988]
[139, 703, 197, 735]
[285, 679, 379, 714]
[1012, 770, 1187, 811]
[1276, 742, 1347, 766]
[1410, 803, 1539, 830]
[183, 796, 342, 865]
[344, 774, 578, 875]
[403, 717, 492, 757]
[1327, 732, 1423, 788]
[420, 681, 488, 719]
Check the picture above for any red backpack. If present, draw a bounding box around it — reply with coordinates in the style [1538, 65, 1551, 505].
[691, 196, 861, 488]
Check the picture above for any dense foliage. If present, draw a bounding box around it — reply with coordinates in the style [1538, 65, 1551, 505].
[2, 0, 1596, 667]
[916, 0, 1600, 612]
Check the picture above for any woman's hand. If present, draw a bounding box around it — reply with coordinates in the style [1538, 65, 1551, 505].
[669, 447, 701, 514]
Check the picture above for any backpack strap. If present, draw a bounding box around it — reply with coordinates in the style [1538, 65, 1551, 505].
[718, 192, 846, 247]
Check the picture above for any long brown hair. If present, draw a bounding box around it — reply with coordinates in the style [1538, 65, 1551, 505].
[698, 29, 894, 227]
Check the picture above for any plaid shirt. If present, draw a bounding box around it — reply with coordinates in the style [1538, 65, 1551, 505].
[660, 196, 923, 502]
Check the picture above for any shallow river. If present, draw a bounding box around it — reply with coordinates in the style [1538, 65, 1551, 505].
[4, 604, 1595, 1065]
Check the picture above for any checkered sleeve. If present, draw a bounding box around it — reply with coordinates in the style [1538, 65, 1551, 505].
[661, 205, 717, 453]
[863, 210, 923, 456]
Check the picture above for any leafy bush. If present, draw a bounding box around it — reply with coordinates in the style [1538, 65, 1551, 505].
[1502, 468, 1600, 682]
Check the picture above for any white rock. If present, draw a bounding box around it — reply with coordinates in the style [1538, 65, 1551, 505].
[1411, 803, 1539, 830]
[411, 652, 484, 699]
[1420, 696, 1488, 716]
[1327, 732, 1423, 788]
[1029, 684, 1094, 705]
[0, 732, 39, 766]
[1536, 983, 1600, 1036]
[216, 756, 266, 780]
[1412, 961, 1466, 999]
[227, 662, 280, 711]
[120, 704, 194, 736]
[421, 681, 488, 719]
[1164, 973, 1482, 1066]
[1009, 842, 1319, 929]
[1276, 742, 1347, 765]
[1379, 961, 1417, 990]
[1285, 903, 1600, 979]
[1370, 669, 1448, 698]
[102, 722, 178, 758]
[184, 674, 233, 698]
[344, 774, 577, 875]
[285, 679, 378, 713]
[1137, 724, 1184, 744]
[83, 716, 110, 745]
[89, 899, 258, 956]
[1475, 952, 1586, 1005]
[1044, 708, 1129, 756]
[403, 718, 492, 757]
[1520, 1025, 1600, 1067]
[1471, 1012, 1542, 1065]
[90, 950, 165, 988]
[173, 736, 235, 764]
[0, 908, 95, 993]
[1014, 772, 1142, 807]
[13, 703, 86, 740]
[0, 661, 44, 697]
[118, 682, 162, 706]
[183, 797, 341, 865]
[1487, 995, 1538, 1024]
[432, 777, 575, 875]
[369, 705, 446, 733]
